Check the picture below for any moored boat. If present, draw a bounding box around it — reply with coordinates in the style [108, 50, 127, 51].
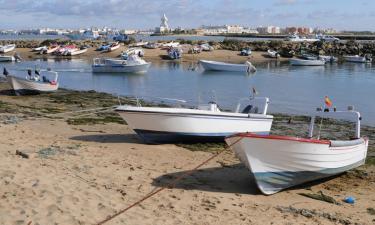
[116, 96, 273, 143]
[225, 106, 368, 195]
[0, 44, 16, 53]
[92, 55, 151, 73]
[289, 58, 325, 66]
[240, 48, 252, 56]
[0, 55, 16, 62]
[167, 47, 183, 59]
[161, 41, 180, 49]
[106, 42, 120, 52]
[121, 48, 144, 59]
[3, 68, 59, 95]
[67, 47, 88, 56]
[143, 42, 160, 49]
[267, 49, 279, 58]
[32, 46, 47, 52]
[199, 60, 256, 72]
[343, 55, 372, 63]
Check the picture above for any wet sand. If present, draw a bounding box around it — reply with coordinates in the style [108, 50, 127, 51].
[10, 46, 287, 64]
[0, 81, 374, 225]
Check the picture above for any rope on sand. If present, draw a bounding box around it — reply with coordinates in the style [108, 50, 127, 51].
[94, 136, 244, 225]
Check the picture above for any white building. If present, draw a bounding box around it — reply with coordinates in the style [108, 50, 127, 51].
[155, 13, 170, 33]
[201, 25, 258, 35]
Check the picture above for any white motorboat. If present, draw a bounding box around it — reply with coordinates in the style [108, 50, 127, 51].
[318, 55, 338, 63]
[0, 44, 16, 53]
[240, 48, 252, 56]
[200, 43, 214, 51]
[130, 41, 148, 47]
[92, 55, 151, 73]
[39, 45, 59, 54]
[106, 42, 120, 52]
[199, 60, 256, 72]
[167, 47, 183, 59]
[289, 58, 326, 66]
[32, 46, 47, 52]
[317, 34, 340, 42]
[161, 41, 180, 48]
[3, 68, 59, 95]
[285, 34, 319, 43]
[343, 55, 372, 63]
[143, 42, 160, 49]
[67, 48, 88, 56]
[121, 48, 144, 59]
[116, 96, 273, 143]
[267, 49, 279, 58]
[225, 106, 368, 195]
[0, 55, 16, 62]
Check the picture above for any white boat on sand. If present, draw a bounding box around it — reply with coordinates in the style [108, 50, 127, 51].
[200, 60, 256, 72]
[3, 68, 59, 95]
[67, 48, 88, 56]
[0, 44, 16, 53]
[226, 106, 368, 195]
[343, 55, 372, 63]
[32, 46, 47, 52]
[116, 96, 273, 143]
[267, 49, 279, 58]
[92, 55, 151, 73]
[289, 58, 325, 66]
[106, 42, 120, 52]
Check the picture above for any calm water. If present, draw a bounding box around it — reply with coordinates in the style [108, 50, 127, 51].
[2, 59, 375, 125]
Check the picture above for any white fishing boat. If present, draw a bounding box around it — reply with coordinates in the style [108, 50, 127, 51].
[161, 41, 180, 48]
[317, 34, 340, 42]
[106, 42, 120, 52]
[285, 34, 319, 43]
[67, 48, 88, 56]
[116, 96, 273, 143]
[225, 106, 368, 195]
[0, 44, 16, 53]
[240, 48, 252, 56]
[40, 45, 59, 54]
[167, 47, 183, 59]
[267, 49, 279, 58]
[143, 42, 160, 49]
[130, 41, 148, 47]
[199, 60, 256, 72]
[3, 68, 59, 95]
[92, 55, 151, 73]
[343, 55, 372, 63]
[289, 58, 326, 66]
[121, 48, 144, 59]
[318, 55, 338, 63]
[0, 55, 16, 62]
[200, 43, 214, 51]
[32, 46, 47, 52]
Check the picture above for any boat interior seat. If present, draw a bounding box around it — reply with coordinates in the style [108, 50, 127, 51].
[330, 138, 365, 147]
[242, 105, 259, 114]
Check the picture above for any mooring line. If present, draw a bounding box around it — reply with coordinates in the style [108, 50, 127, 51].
[95, 136, 244, 225]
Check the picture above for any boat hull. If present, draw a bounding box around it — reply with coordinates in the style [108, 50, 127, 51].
[289, 58, 325, 66]
[116, 106, 273, 143]
[0, 56, 15, 62]
[225, 134, 368, 195]
[92, 63, 151, 73]
[344, 56, 372, 63]
[199, 60, 251, 72]
[6, 76, 58, 95]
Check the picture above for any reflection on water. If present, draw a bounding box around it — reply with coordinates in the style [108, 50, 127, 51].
[1, 59, 375, 125]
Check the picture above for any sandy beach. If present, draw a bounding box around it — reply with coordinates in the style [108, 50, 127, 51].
[0, 80, 374, 225]
[10, 46, 287, 65]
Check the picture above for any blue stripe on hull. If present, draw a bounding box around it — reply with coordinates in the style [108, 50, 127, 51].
[253, 159, 366, 195]
[134, 129, 269, 144]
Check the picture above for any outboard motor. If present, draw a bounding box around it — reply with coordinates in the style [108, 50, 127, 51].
[27, 69, 32, 77]
[3, 68, 9, 76]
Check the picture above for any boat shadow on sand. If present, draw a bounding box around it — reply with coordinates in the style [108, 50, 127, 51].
[152, 163, 342, 195]
[70, 133, 142, 144]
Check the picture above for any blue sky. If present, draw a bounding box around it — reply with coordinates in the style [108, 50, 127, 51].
[0, 0, 373, 30]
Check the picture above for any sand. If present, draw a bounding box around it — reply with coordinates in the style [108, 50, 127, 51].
[0, 78, 375, 225]
[10, 46, 287, 65]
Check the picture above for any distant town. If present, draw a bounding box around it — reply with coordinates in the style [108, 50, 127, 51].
[0, 14, 374, 40]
